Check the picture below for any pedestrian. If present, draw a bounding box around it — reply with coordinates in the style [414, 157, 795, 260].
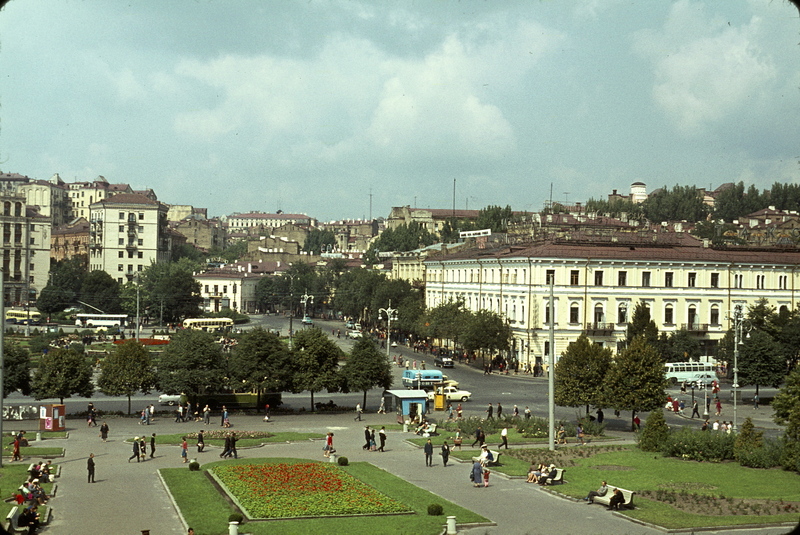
[223, 407, 231, 428]
[227, 432, 238, 459]
[323, 432, 334, 458]
[456, 403, 463, 420]
[483, 468, 490, 488]
[441, 441, 451, 467]
[715, 398, 722, 416]
[362, 426, 371, 450]
[497, 403, 503, 418]
[596, 408, 604, 424]
[87, 453, 95, 483]
[691, 400, 700, 419]
[203, 405, 211, 425]
[633, 414, 641, 431]
[524, 406, 531, 419]
[220, 406, 227, 427]
[139, 437, 147, 461]
[220, 433, 232, 458]
[486, 403, 494, 420]
[197, 430, 205, 453]
[129, 437, 141, 463]
[99, 422, 109, 442]
[577, 424, 585, 445]
[150, 433, 156, 458]
[513, 405, 519, 418]
[753, 394, 759, 410]
[471, 460, 483, 487]
[181, 436, 188, 463]
[499, 427, 509, 449]
[149, 404, 155, 423]
[471, 427, 482, 448]
[453, 428, 462, 450]
[175, 405, 183, 423]
[424, 438, 433, 467]
[378, 426, 386, 452]
[354, 403, 363, 421]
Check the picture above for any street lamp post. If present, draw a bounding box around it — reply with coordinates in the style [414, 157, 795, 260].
[379, 300, 398, 360]
[300, 290, 314, 321]
[730, 304, 750, 433]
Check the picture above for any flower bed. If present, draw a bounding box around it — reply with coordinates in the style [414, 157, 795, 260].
[213, 462, 410, 518]
[186, 430, 272, 440]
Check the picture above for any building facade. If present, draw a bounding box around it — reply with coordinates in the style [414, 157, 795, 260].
[88, 193, 170, 284]
[194, 269, 262, 313]
[424, 233, 800, 369]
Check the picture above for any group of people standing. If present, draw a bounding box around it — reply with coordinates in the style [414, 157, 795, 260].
[361, 426, 386, 452]
[128, 434, 157, 462]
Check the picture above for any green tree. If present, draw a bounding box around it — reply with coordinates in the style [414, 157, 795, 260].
[228, 328, 293, 405]
[80, 270, 122, 313]
[364, 222, 436, 265]
[554, 335, 612, 416]
[713, 182, 766, 222]
[772, 368, 800, 472]
[303, 228, 337, 254]
[37, 258, 86, 314]
[333, 269, 388, 324]
[419, 299, 469, 350]
[3, 342, 31, 397]
[642, 184, 708, 223]
[290, 328, 343, 409]
[739, 330, 786, 396]
[601, 336, 667, 431]
[97, 340, 157, 414]
[124, 261, 203, 323]
[734, 417, 764, 462]
[461, 309, 511, 358]
[661, 329, 701, 362]
[475, 205, 514, 233]
[626, 301, 658, 347]
[31, 348, 94, 403]
[341, 336, 393, 409]
[156, 330, 225, 402]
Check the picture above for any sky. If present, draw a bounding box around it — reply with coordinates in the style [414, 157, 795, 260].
[0, 0, 798, 222]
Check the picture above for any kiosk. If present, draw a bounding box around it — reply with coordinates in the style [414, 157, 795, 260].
[383, 390, 428, 425]
[39, 404, 66, 432]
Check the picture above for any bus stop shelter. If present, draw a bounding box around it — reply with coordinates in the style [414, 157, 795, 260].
[383, 390, 428, 425]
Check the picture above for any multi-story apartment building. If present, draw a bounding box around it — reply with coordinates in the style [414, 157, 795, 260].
[171, 216, 225, 252]
[424, 232, 800, 370]
[0, 192, 51, 305]
[88, 193, 170, 284]
[194, 268, 262, 313]
[68, 177, 133, 221]
[51, 217, 90, 263]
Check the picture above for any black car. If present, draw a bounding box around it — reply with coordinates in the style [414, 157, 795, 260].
[434, 356, 454, 368]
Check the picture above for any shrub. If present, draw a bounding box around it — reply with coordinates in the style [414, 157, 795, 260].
[638, 410, 669, 452]
[337, 456, 349, 466]
[427, 503, 444, 516]
[660, 427, 735, 462]
[734, 417, 763, 462]
[737, 437, 783, 469]
[228, 512, 244, 524]
[188, 460, 200, 471]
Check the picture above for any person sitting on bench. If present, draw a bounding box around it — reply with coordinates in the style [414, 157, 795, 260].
[608, 488, 625, 510]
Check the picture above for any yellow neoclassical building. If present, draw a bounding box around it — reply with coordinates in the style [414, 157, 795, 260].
[424, 232, 800, 369]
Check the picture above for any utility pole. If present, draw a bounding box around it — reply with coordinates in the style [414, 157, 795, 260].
[379, 300, 398, 360]
[135, 275, 140, 342]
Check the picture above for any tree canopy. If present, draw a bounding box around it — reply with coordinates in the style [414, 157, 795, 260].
[97, 340, 157, 414]
[31, 347, 94, 403]
[156, 329, 225, 401]
[229, 328, 293, 395]
[554, 334, 613, 414]
[341, 335, 393, 408]
[290, 328, 343, 408]
[2, 342, 31, 397]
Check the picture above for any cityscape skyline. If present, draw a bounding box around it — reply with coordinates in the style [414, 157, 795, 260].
[1, 1, 798, 222]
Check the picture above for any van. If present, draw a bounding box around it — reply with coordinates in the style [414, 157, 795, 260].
[402, 369, 445, 390]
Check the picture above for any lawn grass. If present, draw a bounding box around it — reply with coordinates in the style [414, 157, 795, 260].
[162, 457, 488, 535]
[539, 445, 800, 529]
[0, 463, 55, 521]
[142, 431, 324, 448]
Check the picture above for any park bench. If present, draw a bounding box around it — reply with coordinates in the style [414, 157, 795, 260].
[6, 506, 22, 532]
[543, 468, 565, 485]
[471, 450, 502, 466]
[594, 486, 636, 509]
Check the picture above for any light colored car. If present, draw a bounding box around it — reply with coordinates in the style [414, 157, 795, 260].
[158, 394, 182, 406]
[427, 386, 472, 402]
[347, 330, 362, 339]
[345, 320, 355, 329]
[301, 316, 313, 325]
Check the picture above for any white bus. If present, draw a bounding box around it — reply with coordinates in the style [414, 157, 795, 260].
[5, 309, 41, 325]
[182, 317, 234, 332]
[664, 362, 717, 385]
[75, 313, 128, 329]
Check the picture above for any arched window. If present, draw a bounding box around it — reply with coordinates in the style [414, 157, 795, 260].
[687, 305, 697, 329]
[594, 304, 604, 324]
[710, 305, 720, 325]
[664, 304, 674, 325]
[617, 304, 628, 324]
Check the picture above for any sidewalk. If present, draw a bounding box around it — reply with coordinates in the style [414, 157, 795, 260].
[37, 411, 794, 535]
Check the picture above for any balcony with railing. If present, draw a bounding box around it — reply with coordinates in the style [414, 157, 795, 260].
[681, 323, 709, 333]
[583, 322, 616, 336]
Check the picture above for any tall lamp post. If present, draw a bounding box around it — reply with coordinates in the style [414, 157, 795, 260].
[379, 300, 398, 360]
[300, 290, 314, 321]
[730, 304, 751, 433]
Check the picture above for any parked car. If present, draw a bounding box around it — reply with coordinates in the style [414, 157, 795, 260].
[434, 355, 454, 368]
[690, 374, 717, 388]
[427, 386, 472, 402]
[345, 320, 355, 329]
[158, 394, 182, 406]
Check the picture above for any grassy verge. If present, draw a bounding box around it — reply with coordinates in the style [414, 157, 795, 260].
[534, 446, 800, 529]
[162, 457, 488, 535]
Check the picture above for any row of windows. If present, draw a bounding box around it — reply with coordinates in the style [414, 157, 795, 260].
[203, 284, 237, 294]
[118, 251, 144, 259]
[119, 212, 145, 221]
[435, 268, 789, 291]
[118, 264, 144, 272]
[119, 225, 144, 233]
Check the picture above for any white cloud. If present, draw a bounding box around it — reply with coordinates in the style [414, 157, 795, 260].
[634, 0, 776, 135]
